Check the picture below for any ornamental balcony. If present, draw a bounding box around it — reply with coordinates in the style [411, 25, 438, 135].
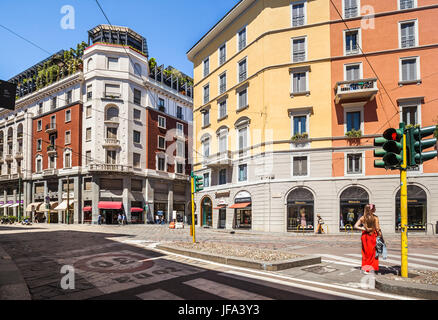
[103, 138, 121, 149]
[45, 123, 57, 134]
[47, 145, 57, 156]
[87, 163, 132, 174]
[43, 168, 58, 177]
[5, 154, 13, 162]
[204, 150, 233, 168]
[15, 152, 23, 160]
[335, 78, 378, 104]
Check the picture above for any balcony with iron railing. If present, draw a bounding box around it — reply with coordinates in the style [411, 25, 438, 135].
[87, 163, 133, 173]
[45, 123, 57, 134]
[15, 151, 23, 160]
[148, 66, 193, 99]
[335, 78, 378, 104]
[204, 150, 233, 168]
[47, 145, 57, 156]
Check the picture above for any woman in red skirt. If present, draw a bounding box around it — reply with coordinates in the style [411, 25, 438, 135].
[354, 204, 381, 273]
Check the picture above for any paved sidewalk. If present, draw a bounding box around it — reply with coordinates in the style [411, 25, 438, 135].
[0, 244, 31, 300]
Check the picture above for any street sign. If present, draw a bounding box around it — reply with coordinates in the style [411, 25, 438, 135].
[0, 80, 17, 110]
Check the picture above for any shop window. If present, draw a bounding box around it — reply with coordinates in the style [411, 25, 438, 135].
[396, 185, 427, 231]
[287, 188, 314, 232]
[340, 186, 369, 231]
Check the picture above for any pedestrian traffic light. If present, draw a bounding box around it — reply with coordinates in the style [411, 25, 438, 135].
[374, 125, 404, 169]
[407, 125, 438, 166]
[191, 173, 204, 193]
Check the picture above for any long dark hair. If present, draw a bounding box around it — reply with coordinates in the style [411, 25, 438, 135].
[363, 204, 376, 230]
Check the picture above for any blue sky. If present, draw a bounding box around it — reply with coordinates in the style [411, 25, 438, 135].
[0, 0, 239, 80]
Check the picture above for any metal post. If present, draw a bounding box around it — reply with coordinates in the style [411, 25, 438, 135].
[18, 176, 22, 221]
[67, 176, 70, 225]
[400, 127, 408, 278]
[190, 176, 196, 243]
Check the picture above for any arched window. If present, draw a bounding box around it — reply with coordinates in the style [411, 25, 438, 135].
[201, 197, 212, 227]
[105, 106, 119, 121]
[340, 186, 369, 230]
[87, 58, 94, 72]
[396, 185, 427, 231]
[287, 188, 314, 232]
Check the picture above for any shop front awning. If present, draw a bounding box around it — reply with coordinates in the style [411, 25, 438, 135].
[98, 202, 123, 210]
[213, 205, 227, 210]
[40, 202, 59, 212]
[26, 202, 43, 212]
[1, 203, 13, 208]
[10, 203, 20, 208]
[229, 202, 251, 209]
[131, 207, 143, 213]
[54, 200, 76, 211]
[83, 206, 92, 212]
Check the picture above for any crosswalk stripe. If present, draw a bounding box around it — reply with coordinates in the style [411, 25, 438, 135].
[137, 289, 184, 300]
[346, 254, 438, 271]
[387, 254, 438, 266]
[320, 254, 363, 265]
[322, 259, 358, 267]
[408, 253, 438, 260]
[183, 278, 272, 300]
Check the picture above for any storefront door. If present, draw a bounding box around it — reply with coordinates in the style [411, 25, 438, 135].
[287, 188, 314, 232]
[218, 208, 226, 229]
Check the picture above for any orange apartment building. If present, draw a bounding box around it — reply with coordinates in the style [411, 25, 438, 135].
[330, 0, 438, 233]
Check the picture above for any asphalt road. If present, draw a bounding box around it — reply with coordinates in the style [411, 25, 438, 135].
[0, 226, 348, 300]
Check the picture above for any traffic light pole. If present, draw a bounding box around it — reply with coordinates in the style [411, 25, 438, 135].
[190, 176, 196, 244]
[400, 131, 408, 278]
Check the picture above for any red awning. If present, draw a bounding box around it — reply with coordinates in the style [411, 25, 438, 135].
[229, 202, 251, 209]
[131, 207, 143, 213]
[213, 205, 227, 210]
[98, 202, 123, 210]
[83, 206, 92, 212]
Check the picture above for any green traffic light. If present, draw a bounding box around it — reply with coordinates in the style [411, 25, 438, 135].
[374, 160, 386, 168]
[374, 137, 387, 147]
[374, 149, 386, 157]
[408, 126, 438, 165]
[383, 153, 403, 167]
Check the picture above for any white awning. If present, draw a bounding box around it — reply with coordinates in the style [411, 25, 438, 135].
[26, 202, 43, 212]
[1, 203, 12, 208]
[55, 200, 76, 211]
[39, 202, 58, 212]
[10, 203, 20, 208]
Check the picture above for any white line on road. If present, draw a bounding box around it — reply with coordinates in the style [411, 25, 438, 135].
[408, 253, 438, 260]
[346, 254, 438, 271]
[152, 248, 417, 300]
[184, 278, 272, 300]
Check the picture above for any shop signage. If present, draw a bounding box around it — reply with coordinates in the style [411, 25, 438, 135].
[235, 197, 251, 204]
[295, 201, 306, 205]
[348, 201, 361, 204]
[408, 200, 418, 203]
[218, 199, 228, 206]
[215, 191, 230, 198]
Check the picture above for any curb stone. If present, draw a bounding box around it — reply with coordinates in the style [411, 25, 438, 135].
[156, 244, 321, 271]
[375, 277, 438, 299]
[0, 246, 31, 300]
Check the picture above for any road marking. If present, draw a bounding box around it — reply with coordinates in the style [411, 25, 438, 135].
[408, 253, 438, 260]
[346, 254, 438, 271]
[386, 254, 438, 266]
[321, 254, 363, 265]
[153, 247, 417, 300]
[184, 278, 272, 300]
[137, 289, 184, 300]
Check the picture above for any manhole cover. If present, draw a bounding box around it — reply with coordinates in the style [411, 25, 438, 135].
[302, 265, 338, 275]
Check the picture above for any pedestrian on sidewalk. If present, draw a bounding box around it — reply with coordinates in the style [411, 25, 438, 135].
[98, 213, 102, 225]
[123, 214, 128, 225]
[354, 204, 381, 273]
[315, 214, 325, 234]
[117, 213, 123, 226]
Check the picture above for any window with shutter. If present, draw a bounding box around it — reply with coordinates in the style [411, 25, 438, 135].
[293, 38, 306, 62]
[346, 64, 360, 81]
[400, 0, 415, 10]
[238, 89, 248, 109]
[292, 3, 305, 27]
[293, 157, 308, 176]
[238, 28, 247, 51]
[239, 59, 247, 82]
[400, 22, 415, 48]
[401, 58, 417, 81]
[292, 72, 307, 93]
[294, 116, 307, 135]
[344, 0, 358, 18]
